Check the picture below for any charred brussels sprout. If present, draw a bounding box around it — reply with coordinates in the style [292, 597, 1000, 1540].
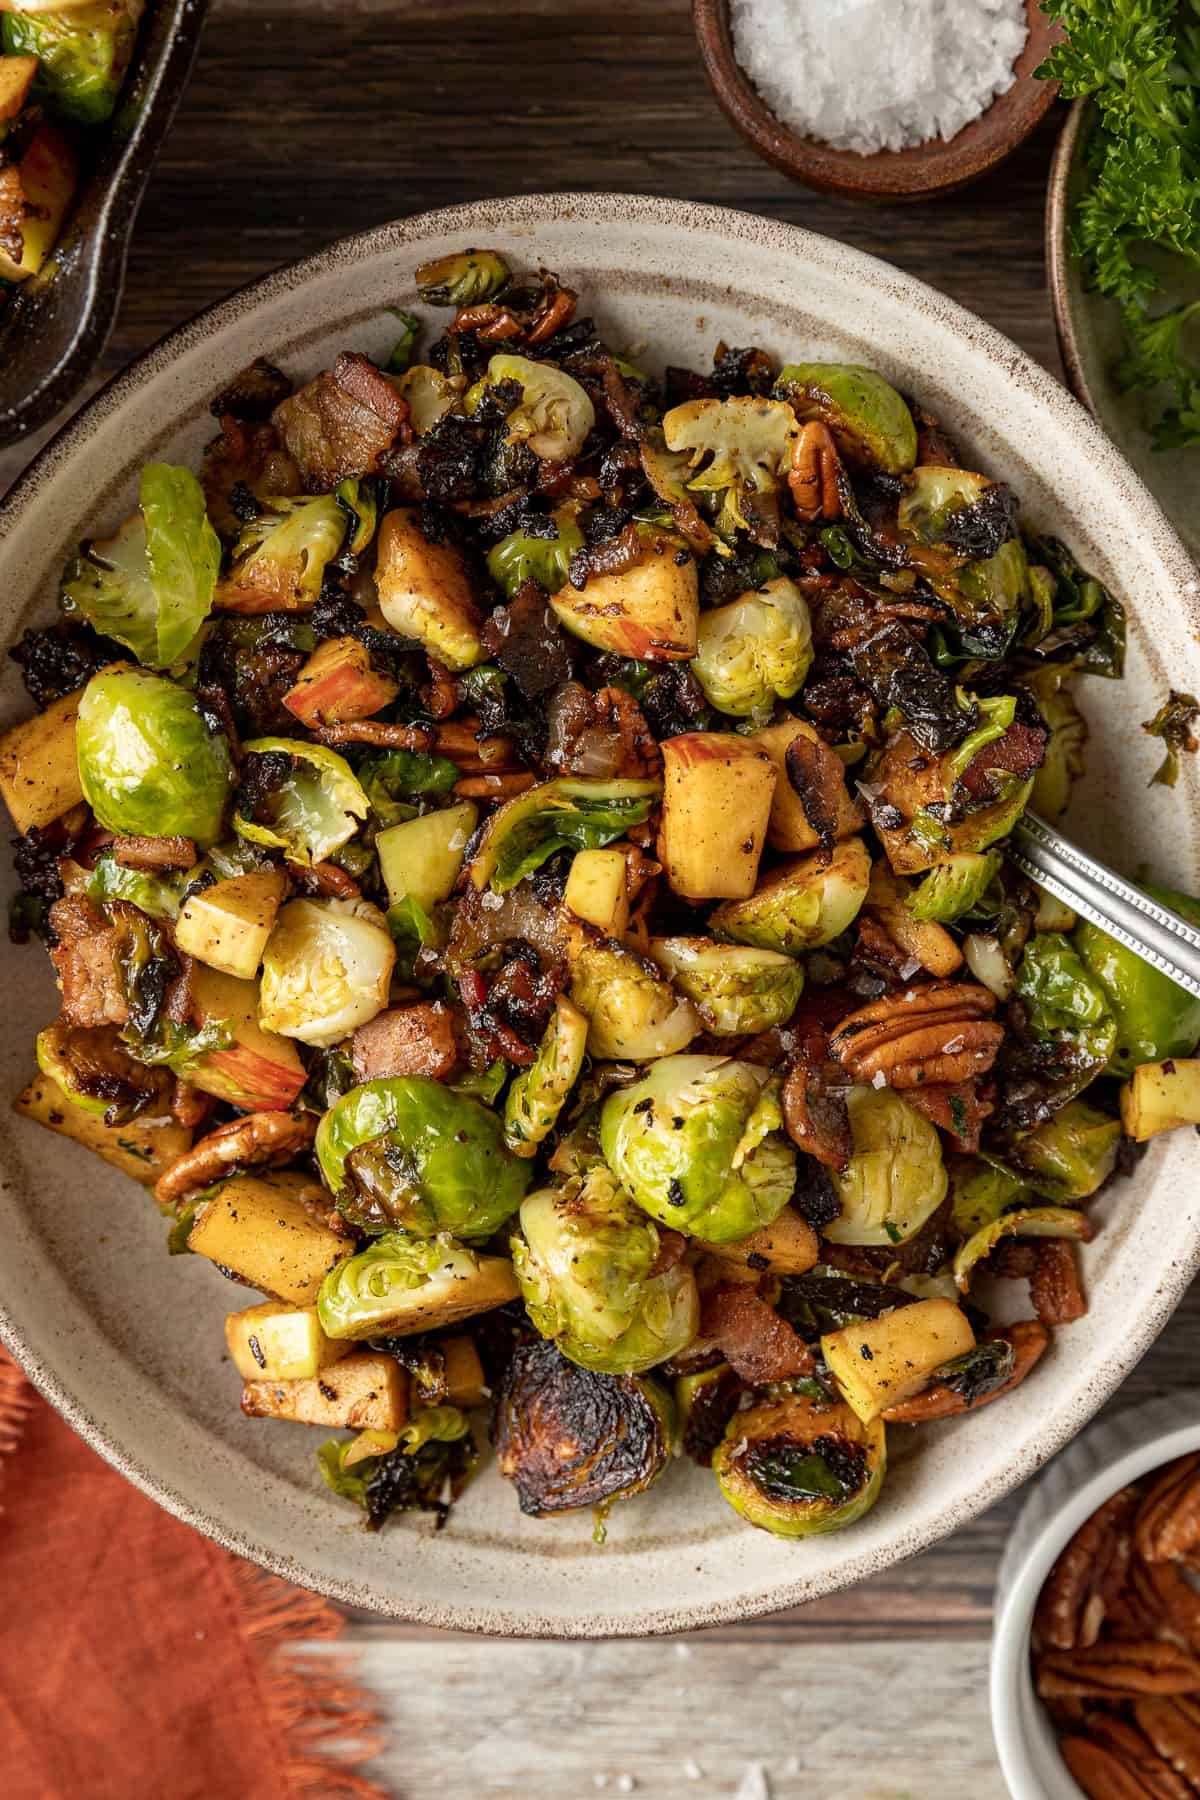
[898, 467, 1019, 560]
[600, 1054, 796, 1243]
[953, 1205, 1092, 1292]
[486, 507, 584, 602]
[511, 1167, 699, 1374]
[1010, 1099, 1122, 1202]
[318, 1232, 520, 1340]
[234, 737, 368, 865]
[774, 363, 917, 473]
[1074, 886, 1200, 1076]
[259, 898, 395, 1047]
[824, 1086, 949, 1247]
[468, 776, 660, 893]
[504, 996, 589, 1156]
[906, 850, 1002, 924]
[415, 248, 510, 306]
[710, 837, 871, 955]
[570, 941, 700, 1060]
[470, 353, 594, 463]
[76, 667, 233, 846]
[316, 1076, 531, 1238]
[1014, 932, 1118, 1083]
[662, 395, 799, 541]
[690, 578, 814, 720]
[675, 1363, 745, 1464]
[218, 495, 348, 612]
[494, 1338, 673, 1517]
[4, 1, 143, 125]
[713, 1392, 885, 1538]
[649, 937, 804, 1036]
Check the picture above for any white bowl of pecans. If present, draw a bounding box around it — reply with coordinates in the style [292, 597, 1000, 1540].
[991, 1392, 1200, 1798]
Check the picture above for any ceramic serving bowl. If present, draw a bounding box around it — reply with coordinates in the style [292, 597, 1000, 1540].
[692, 0, 1061, 201]
[991, 1392, 1200, 1798]
[0, 194, 1197, 1636]
[1047, 100, 1200, 565]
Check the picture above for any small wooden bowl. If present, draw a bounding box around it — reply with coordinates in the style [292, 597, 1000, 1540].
[692, 0, 1062, 202]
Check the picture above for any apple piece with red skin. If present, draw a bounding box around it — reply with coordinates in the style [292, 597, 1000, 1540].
[188, 964, 307, 1111]
[549, 536, 698, 661]
[658, 732, 777, 901]
[283, 636, 399, 727]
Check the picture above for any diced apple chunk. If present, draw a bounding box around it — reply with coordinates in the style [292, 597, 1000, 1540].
[188, 964, 306, 1110]
[375, 507, 483, 671]
[696, 1207, 820, 1276]
[822, 1298, 976, 1424]
[563, 846, 629, 937]
[283, 637, 399, 727]
[189, 1172, 352, 1305]
[176, 869, 286, 980]
[377, 801, 478, 913]
[225, 1301, 352, 1382]
[0, 687, 87, 833]
[0, 57, 37, 125]
[241, 1353, 408, 1431]
[659, 732, 776, 901]
[750, 716, 864, 853]
[550, 537, 698, 660]
[440, 1334, 488, 1408]
[13, 1070, 193, 1185]
[0, 124, 78, 284]
[1120, 1058, 1200, 1142]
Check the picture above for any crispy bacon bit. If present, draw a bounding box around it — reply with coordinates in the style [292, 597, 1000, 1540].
[957, 721, 1046, 801]
[210, 357, 293, 422]
[351, 1002, 461, 1084]
[313, 720, 436, 751]
[48, 896, 131, 1029]
[904, 1080, 992, 1151]
[700, 1284, 815, 1385]
[285, 860, 361, 899]
[454, 773, 536, 799]
[481, 581, 573, 699]
[272, 354, 409, 492]
[423, 657, 460, 720]
[200, 416, 299, 539]
[111, 835, 196, 872]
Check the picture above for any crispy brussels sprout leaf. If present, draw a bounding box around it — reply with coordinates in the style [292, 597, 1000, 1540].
[713, 1393, 885, 1538]
[898, 468, 1018, 559]
[493, 1338, 673, 1517]
[468, 776, 659, 893]
[486, 509, 585, 601]
[220, 495, 348, 612]
[953, 1204, 1093, 1292]
[511, 1166, 699, 1374]
[1025, 534, 1125, 679]
[774, 363, 917, 473]
[504, 996, 589, 1156]
[824, 1087, 949, 1247]
[600, 1055, 796, 1243]
[235, 737, 368, 865]
[317, 1076, 531, 1239]
[1014, 932, 1118, 1077]
[384, 308, 420, 374]
[929, 1337, 1017, 1408]
[76, 667, 234, 847]
[949, 1154, 1028, 1237]
[1074, 885, 1200, 1076]
[334, 477, 380, 558]
[775, 1271, 917, 1341]
[691, 578, 813, 721]
[1141, 690, 1200, 789]
[318, 1426, 477, 1530]
[86, 851, 186, 921]
[1022, 666, 1087, 821]
[416, 248, 510, 306]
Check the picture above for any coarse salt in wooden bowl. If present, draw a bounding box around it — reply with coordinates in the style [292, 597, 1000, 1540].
[692, 0, 1062, 202]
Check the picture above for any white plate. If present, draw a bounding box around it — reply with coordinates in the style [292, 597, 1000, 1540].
[1, 193, 1198, 1635]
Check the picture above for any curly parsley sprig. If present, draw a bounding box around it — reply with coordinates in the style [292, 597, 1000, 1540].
[1039, 1, 1200, 450]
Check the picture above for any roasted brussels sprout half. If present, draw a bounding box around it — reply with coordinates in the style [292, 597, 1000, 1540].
[1013, 931, 1118, 1089]
[493, 1338, 674, 1517]
[600, 1054, 796, 1243]
[774, 362, 917, 474]
[870, 728, 1037, 875]
[1022, 666, 1088, 821]
[318, 1232, 520, 1340]
[710, 837, 871, 955]
[649, 936, 804, 1036]
[1009, 1099, 1121, 1202]
[487, 508, 584, 602]
[468, 776, 660, 893]
[504, 996, 590, 1156]
[662, 395, 800, 541]
[415, 248, 510, 306]
[713, 1392, 885, 1538]
[949, 1154, 1028, 1237]
[511, 1166, 699, 1374]
[570, 940, 701, 1060]
[824, 1086, 949, 1247]
[316, 1075, 531, 1238]
[675, 1363, 745, 1465]
[218, 495, 348, 612]
[259, 898, 395, 1047]
[906, 850, 1001, 924]
[897, 467, 1018, 560]
[1074, 885, 1200, 1076]
[470, 353, 595, 463]
[61, 464, 220, 669]
[690, 577, 814, 721]
[3, 1, 143, 125]
[393, 363, 460, 434]
[234, 737, 368, 866]
[76, 667, 233, 847]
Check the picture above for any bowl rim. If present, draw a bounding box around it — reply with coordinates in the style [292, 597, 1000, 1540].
[691, 0, 1062, 201]
[1, 190, 1199, 1634]
[1045, 99, 1096, 416]
[989, 1391, 1200, 1799]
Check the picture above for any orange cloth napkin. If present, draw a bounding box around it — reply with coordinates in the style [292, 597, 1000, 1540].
[0, 1350, 393, 1800]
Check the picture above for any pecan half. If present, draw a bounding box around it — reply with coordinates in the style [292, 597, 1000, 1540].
[1037, 1639, 1200, 1700]
[1062, 1732, 1192, 1800]
[827, 981, 1004, 1089]
[154, 1111, 317, 1207]
[1030, 1239, 1088, 1327]
[1136, 1457, 1200, 1565]
[1135, 1697, 1200, 1791]
[788, 420, 841, 522]
[780, 1047, 853, 1170]
[1034, 1486, 1140, 1651]
[1128, 1555, 1200, 1653]
[883, 1318, 1048, 1424]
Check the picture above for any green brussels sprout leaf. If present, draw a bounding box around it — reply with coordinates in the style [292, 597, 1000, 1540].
[953, 1204, 1094, 1292]
[486, 509, 585, 601]
[1074, 883, 1200, 1075]
[906, 850, 1002, 924]
[235, 737, 368, 866]
[415, 249, 510, 307]
[1011, 1099, 1122, 1202]
[3, 1, 143, 125]
[469, 776, 659, 893]
[1141, 690, 1200, 789]
[86, 851, 188, 921]
[504, 996, 589, 1156]
[1014, 932, 1118, 1086]
[691, 577, 814, 721]
[384, 308, 420, 373]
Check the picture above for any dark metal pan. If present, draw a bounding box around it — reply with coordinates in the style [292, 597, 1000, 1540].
[0, 0, 209, 450]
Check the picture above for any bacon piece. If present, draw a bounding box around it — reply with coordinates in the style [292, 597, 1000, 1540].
[700, 1284, 814, 1385]
[903, 1080, 992, 1151]
[48, 897, 130, 1029]
[958, 722, 1045, 800]
[272, 353, 409, 492]
[351, 1002, 461, 1084]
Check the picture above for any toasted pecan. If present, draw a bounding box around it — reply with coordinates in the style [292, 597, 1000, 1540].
[1135, 1696, 1200, 1791]
[153, 1112, 316, 1207]
[1034, 1486, 1140, 1651]
[827, 980, 1003, 1089]
[788, 420, 841, 522]
[1030, 1239, 1088, 1327]
[882, 1320, 1049, 1425]
[1037, 1639, 1200, 1701]
[1136, 1457, 1200, 1566]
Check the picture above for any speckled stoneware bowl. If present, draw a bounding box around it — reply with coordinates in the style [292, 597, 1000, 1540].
[0, 194, 1197, 1636]
[992, 1393, 1200, 1798]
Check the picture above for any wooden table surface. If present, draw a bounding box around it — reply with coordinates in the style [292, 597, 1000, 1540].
[4, 3, 1198, 1794]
